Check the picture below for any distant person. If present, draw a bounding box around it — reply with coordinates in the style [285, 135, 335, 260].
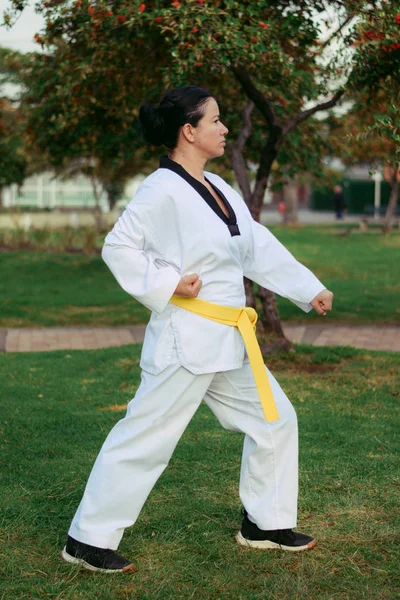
[333, 185, 346, 219]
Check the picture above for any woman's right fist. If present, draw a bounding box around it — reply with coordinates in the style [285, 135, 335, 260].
[174, 273, 202, 298]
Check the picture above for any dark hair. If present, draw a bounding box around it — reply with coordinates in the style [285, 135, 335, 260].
[139, 86, 213, 149]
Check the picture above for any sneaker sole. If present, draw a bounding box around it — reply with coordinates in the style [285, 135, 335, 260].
[235, 531, 317, 552]
[61, 547, 136, 573]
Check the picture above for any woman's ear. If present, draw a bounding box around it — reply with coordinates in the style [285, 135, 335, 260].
[181, 123, 196, 143]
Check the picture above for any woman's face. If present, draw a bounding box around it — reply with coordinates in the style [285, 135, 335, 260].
[191, 98, 229, 159]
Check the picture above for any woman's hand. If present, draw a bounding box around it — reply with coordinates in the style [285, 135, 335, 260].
[174, 273, 203, 298]
[310, 289, 334, 316]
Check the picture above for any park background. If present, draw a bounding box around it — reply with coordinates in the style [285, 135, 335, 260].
[0, 1, 399, 599]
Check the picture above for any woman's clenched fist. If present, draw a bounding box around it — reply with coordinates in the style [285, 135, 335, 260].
[174, 273, 203, 298]
[310, 289, 334, 316]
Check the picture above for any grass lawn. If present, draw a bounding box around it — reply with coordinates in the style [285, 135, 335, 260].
[0, 344, 399, 599]
[0, 252, 150, 328]
[1, 226, 399, 328]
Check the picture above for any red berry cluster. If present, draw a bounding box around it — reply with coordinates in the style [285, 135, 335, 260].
[365, 31, 385, 40]
[88, 6, 112, 18]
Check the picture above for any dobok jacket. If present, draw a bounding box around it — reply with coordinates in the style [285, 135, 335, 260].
[102, 156, 326, 375]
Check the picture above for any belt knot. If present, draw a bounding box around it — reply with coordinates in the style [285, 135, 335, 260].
[243, 307, 258, 330]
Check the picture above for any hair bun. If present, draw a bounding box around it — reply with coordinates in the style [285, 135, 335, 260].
[139, 103, 166, 146]
[139, 86, 212, 150]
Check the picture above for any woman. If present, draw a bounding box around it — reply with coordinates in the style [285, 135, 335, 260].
[62, 86, 333, 573]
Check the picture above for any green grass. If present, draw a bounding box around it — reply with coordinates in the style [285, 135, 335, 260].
[1, 226, 399, 328]
[0, 252, 150, 328]
[271, 226, 400, 325]
[0, 344, 399, 599]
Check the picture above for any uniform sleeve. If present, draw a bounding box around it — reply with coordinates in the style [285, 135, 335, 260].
[101, 202, 181, 315]
[242, 215, 326, 313]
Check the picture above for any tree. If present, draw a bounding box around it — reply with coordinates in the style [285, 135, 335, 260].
[346, 3, 400, 233]
[0, 97, 27, 207]
[3, 0, 398, 343]
[0, 35, 164, 211]
[150, 0, 398, 338]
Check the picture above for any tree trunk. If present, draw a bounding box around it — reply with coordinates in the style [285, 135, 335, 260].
[229, 102, 288, 346]
[383, 176, 398, 234]
[258, 285, 293, 352]
[88, 174, 106, 229]
[251, 130, 284, 220]
[244, 276, 256, 309]
[257, 285, 285, 337]
[0, 186, 3, 209]
[283, 181, 299, 226]
[230, 67, 343, 351]
[104, 180, 124, 212]
[249, 135, 290, 345]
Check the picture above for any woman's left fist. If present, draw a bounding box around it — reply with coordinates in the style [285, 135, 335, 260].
[310, 289, 334, 316]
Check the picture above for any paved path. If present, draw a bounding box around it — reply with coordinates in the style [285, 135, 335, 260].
[0, 324, 399, 353]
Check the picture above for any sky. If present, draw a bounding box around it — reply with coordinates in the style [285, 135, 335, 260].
[0, 0, 46, 53]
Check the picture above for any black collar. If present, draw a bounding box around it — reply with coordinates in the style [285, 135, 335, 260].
[159, 155, 240, 237]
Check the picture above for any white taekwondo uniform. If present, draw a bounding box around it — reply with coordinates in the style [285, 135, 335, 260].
[68, 156, 326, 550]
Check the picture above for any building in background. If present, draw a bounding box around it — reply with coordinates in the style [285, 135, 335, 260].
[2, 172, 145, 212]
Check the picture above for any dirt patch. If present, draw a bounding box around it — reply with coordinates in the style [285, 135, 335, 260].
[97, 404, 127, 412]
[114, 357, 141, 371]
[265, 352, 346, 375]
[295, 363, 335, 374]
[271, 362, 338, 375]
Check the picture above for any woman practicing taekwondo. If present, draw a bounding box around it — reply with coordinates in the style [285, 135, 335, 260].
[62, 86, 333, 573]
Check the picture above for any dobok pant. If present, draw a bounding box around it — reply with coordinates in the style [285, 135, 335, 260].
[68, 347, 298, 550]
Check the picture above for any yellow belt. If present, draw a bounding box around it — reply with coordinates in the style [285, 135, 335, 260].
[169, 295, 279, 423]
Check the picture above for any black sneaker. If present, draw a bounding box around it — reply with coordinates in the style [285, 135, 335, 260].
[236, 510, 316, 552]
[61, 535, 136, 573]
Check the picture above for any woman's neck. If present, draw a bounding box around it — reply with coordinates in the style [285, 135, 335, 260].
[168, 149, 207, 183]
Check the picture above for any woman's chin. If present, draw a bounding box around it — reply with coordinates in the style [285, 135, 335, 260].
[209, 147, 226, 159]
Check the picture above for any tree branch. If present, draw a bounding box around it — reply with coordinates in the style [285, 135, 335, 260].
[237, 101, 254, 152]
[283, 89, 344, 135]
[319, 14, 355, 52]
[232, 65, 280, 129]
[324, 0, 378, 17]
[230, 101, 254, 202]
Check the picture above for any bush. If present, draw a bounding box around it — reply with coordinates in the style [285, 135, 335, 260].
[0, 226, 103, 253]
